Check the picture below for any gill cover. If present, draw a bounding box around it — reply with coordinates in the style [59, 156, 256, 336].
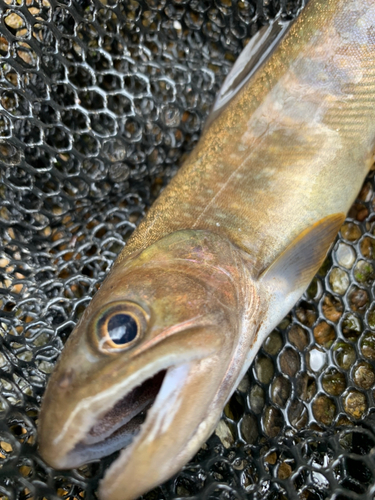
[38, 230, 259, 500]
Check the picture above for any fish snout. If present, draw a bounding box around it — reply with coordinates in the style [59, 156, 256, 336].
[56, 367, 75, 390]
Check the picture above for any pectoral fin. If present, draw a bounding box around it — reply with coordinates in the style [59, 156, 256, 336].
[254, 213, 345, 347]
[260, 212, 345, 291]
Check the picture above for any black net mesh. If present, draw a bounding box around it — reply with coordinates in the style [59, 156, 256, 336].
[1, 0, 375, 498]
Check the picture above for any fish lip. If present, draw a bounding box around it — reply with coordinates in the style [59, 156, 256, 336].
[38, 322, 223, 471]
[43, 358, 193, 470]
[63, 368, 170, 467]
[98, 362, 194, 497]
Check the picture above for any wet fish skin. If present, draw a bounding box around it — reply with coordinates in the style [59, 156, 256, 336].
[122, 1, 374, 271]
[38, 0, 375, 499]
[38, 230, 259, 476]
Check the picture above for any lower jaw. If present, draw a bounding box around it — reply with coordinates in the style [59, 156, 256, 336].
[63, 368, 171, 466]
[55, 362, 193, 471]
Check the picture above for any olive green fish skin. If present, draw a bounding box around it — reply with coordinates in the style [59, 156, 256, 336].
[38, 0, 375, 499]
[122, 0, 375, 273]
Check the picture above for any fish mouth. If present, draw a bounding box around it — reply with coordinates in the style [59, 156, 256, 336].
[39, 323, 222, 473]
[63, 363, 191, 468]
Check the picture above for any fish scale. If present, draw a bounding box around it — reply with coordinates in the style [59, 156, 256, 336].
[120, 0, 374, 273]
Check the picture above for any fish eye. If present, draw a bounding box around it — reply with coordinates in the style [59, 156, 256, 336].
[93, 301, 148, 352]
[107, 313, 138, 345]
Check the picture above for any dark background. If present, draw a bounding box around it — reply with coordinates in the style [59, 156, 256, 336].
[1, 0, 375, 498]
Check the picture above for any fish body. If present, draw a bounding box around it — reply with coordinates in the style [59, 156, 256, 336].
[38, 1, 375, 499]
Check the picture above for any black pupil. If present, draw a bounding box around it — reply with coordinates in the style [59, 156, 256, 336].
[107, 314, 138, 345]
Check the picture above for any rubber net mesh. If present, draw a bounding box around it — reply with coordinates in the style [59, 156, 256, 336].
[1, 0, 375, 498]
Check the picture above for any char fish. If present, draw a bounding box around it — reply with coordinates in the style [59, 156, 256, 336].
[38, 0, 375, 498]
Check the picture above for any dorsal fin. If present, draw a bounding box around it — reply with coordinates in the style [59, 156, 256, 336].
[204, 17, 294, 130]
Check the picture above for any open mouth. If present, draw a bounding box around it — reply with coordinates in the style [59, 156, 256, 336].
[68, 370, 168, 464]
[64, 361, 195, 470]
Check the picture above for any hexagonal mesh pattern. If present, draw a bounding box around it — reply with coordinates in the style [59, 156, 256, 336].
[1, 0, 375, 499]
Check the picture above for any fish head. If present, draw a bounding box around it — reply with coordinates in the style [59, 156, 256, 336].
[38, 229, 259, 500]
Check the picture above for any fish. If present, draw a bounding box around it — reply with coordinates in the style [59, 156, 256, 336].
[37, 0, 375, 498]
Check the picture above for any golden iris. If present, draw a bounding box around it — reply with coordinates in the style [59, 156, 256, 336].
[94, 301, 148, 352]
